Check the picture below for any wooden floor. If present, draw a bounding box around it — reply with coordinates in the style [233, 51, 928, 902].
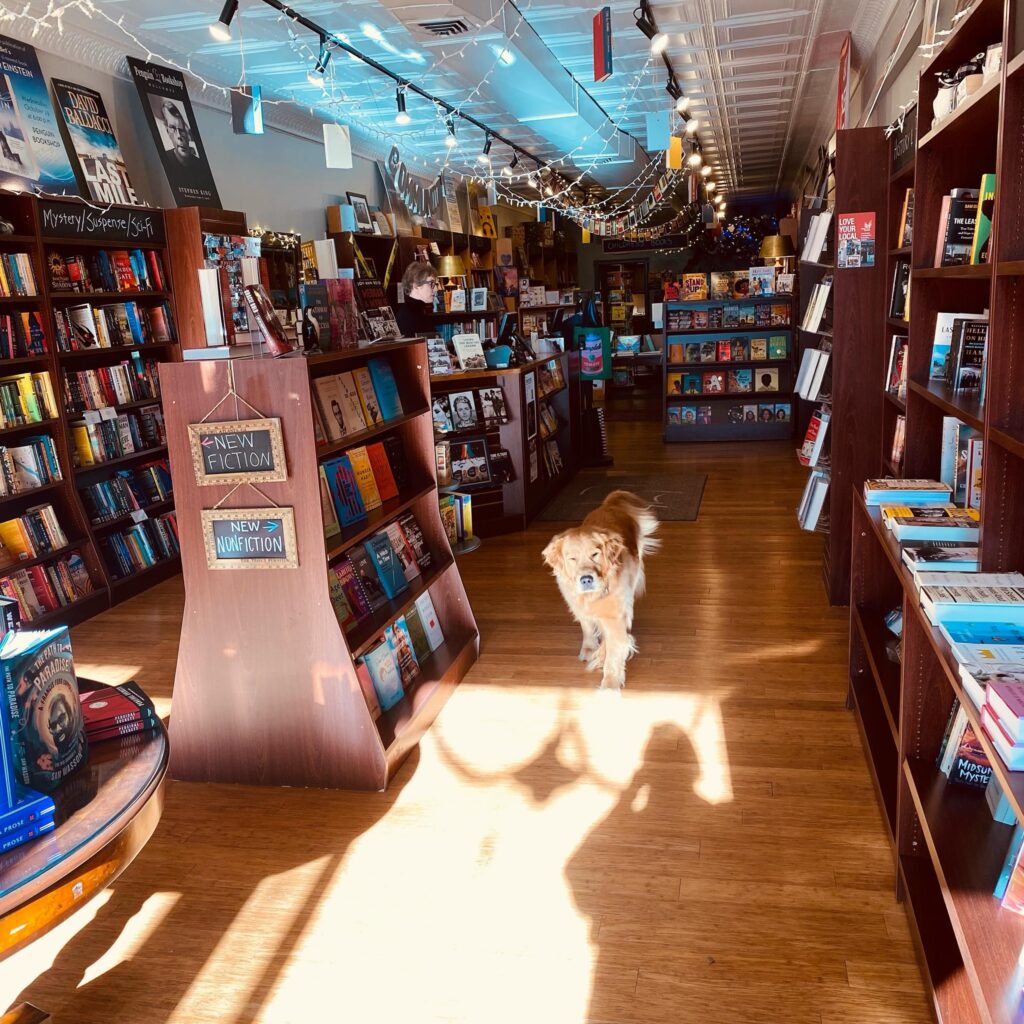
[3, 421, 932, 1024]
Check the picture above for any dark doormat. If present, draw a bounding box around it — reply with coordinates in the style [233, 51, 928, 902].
[537, 473, 707, 522]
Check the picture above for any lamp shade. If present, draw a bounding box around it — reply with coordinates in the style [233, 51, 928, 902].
[759, 234, 796, 259]
[437, 254, 466, 278]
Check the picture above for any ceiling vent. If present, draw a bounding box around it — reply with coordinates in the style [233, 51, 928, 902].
[417, 18, 471, 36]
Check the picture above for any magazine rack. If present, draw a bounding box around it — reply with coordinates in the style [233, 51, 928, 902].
[161, 343, 479, 790]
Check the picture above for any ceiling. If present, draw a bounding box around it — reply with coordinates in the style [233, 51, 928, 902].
[10, 0, 902, 207]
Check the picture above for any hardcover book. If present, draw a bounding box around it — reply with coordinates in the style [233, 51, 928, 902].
[682, 274, 708, 301]
[452, 333, 487, 371]
[748, 267, 775, 297]
[366, 442, 399, 502]
[333, 559, 371, 620]
[366, 358, 403, 420]
[383, 522, 421, 581]
[361, 637, 404, 712]
[364, 532, 408, 600]
[0, 627, 86, 792]
[346, 446, 382, 511]
[347, 544, 388, 612]
[384, 617, 419, 689]
[352, 367, 382, 427]
[414, 591, 445, 651]
[970, 173, 996, 264]
[939, 195, 979, 266]
[323, 455, 367, 527]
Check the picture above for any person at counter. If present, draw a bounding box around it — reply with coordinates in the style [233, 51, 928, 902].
[397, 262, 438, 338]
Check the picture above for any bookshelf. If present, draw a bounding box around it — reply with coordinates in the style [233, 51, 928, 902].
[662, 291, 796, 442]
[0, 193, 183, 628]
[162, 342, 479, 791]
[796, 127, 889, 604]
[848, 2, 1024, 1020]
[431, 351, 578, 535]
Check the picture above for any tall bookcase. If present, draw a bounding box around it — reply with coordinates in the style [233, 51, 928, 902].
[163, 343, 479, 791]
[848, 2, 1024, 1020]
[796, 127, 889, 604]
[0, 193, 182, 629]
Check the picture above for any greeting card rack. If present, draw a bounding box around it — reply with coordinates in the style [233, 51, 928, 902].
[162, 342, 479, 791]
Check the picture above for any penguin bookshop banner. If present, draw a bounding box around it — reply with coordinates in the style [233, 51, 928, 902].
[0, 34, 78, 195]
[51, 79, 137, 205]
[127, 57, 221, 208]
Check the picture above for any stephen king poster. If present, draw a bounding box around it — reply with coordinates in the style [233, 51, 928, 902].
[51, 79, 137, 205]
[127, 57, 221, 208]
[0, 34, 78, 195]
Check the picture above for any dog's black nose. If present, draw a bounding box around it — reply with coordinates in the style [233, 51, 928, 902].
[579, 574, 595, 589]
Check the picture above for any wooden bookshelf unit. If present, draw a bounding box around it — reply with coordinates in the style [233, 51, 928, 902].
[848, 2, 1024, 1020]
[162, 342, 479, 791]
[0, 193, 182, 629]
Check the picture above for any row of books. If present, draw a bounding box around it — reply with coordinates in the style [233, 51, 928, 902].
[668, 337, 788, 364]
[329, 513, 433, 629]
[795, 347, 830, 402]
[0, 435, 61, 497]
[433, 387, 509, 434]
[320, 436, 409, 533]
[895, 188, 913, 249]
[541, 439, 564, 479]
[889, 262, 910, 322]
[891, 415, 906, 467]
[429, 322, 497, 351]
[940, 416, 983, 509]
[666, 303, 791, 332]
[356, 591, 446, 716]
[0, 503, 67, 565]
[0, 311, 47, 359]
[538, 358, 565, 396]
[63, 356, 160, 415]
[53, 300, 175, 352]
[72, 404, 166, 468]
[50, 248, 167, 294]
[669, 368, 782, 396]
[801, 210, 832, 264]
[799, 407, 830, 467]
[0, 253, 38, 297]
[80, 461, 172, 526]
[668, 402, 791, 426]
[0, 371, 58, 429]
[801, 276, 832, 333]
[432, 284, 489, 314]
[665, 269, 795, 302]
[311, 358, 403, 445]
[933, 176, 994, 268]
[439, 492, 473, 545]
[99, 511, 179, 580]
[797, 468, 830, 531]
[536, 400, 562, 442]
[435, 437, 514, 487]
[0, 548, 94, 621]
[885, 336, 907, 401]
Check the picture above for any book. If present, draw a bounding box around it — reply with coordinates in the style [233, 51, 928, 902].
[414, 590, 445, 651]
[943, 710, 991, 787]
[709, 272, 734, 300]
[366, 442, 399, 502]
[938, 194, 979, 267]
[940, 416, 981, 506]
[798, 409, 830, 467]
[364, 532, 408, 600]
[328, 565, 359, 631]
[886, 508, 980, 542]
[897, 188, 914, 248]
[383, 521, 420, 582]
[0, 627, 86, 792]
[347, 544, 389, 612]
[682, 274, 708, 301]
[397, 513, 432, 570]
[982, 704, 1024, 771]
[384, 617, 420, 689]
[449, 390, 479, 430]
[427, 337, 453, 375]
[361, 637, 404, 712]
[79, 680, 156, 731]
[432, 395, 454, 433]
[352, 367, 383, 427]
[940, 620, 1024, 667]
[930, 312, 987, 380]
[322, 455, 367, 527]
[452, 333, 487, 371]
[0, 786, 54, 836]
[346, 446, 382, 511]
[969, 173, 996, 264]
[864, 478, 952, 504]
[334, 559, 371, 621]
[902, 542, 978, 575]
[754, 368, 779, 393]
[748, 267, 775, 297]
[920, 580, 1024, 625]
[889, 262, 910, 320]
[949, 320, 988, 392]
[366, 358, 403, 420]
[995, 825, 1024, 900]
[354, 661, 381, 720]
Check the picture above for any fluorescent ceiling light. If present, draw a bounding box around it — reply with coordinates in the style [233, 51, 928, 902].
[490, 44, 516, 66]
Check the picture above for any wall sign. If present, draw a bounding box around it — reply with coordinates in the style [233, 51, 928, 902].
[890, 105, 917, 174]
[384, 145, 444, 219]
[201, 508, 298, 570]
[836, 211, 876, 268]
[836, 33, 851, 130]
[39, 199, 164, 244]
[188, 419, 286, 486]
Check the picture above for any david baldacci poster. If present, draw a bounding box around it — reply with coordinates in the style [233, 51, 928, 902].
[127, 57, 221, 208]
[51, 79, 137, 205]
[0, 34, 78, 195]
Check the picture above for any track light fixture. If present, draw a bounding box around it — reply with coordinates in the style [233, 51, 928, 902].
[651, 32, 669, 55]
[675, 95, 689, 114]
[395, 89, 411, 125]
[444, 114, 457, 147]
[478, 133, 492, 163]
[210, 0, 239, 41]
[666, 75, 682, 101]
[307, 35, 331, 84]
[687, 142, 702, 168]
[633, 2, 657, 40]
[509, 152, 519, 170]
[685, 117, 699, 134]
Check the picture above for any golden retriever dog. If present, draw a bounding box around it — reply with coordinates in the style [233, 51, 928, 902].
[542, 490, 659, 689]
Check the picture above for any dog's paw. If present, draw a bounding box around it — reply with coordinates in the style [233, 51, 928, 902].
[599, 672, 625, 690]
[586, 644, 605, 672]
[578, 644, 595, 662]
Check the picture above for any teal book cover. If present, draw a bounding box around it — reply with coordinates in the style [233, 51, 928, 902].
[365, 533, 409, 600]
[367, 357, 404, 420]
[362, 638, 404, 712]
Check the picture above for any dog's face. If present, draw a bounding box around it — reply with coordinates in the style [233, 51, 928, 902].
[542, 528, 625, 598]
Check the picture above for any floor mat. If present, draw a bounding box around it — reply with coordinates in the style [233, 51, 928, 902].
[537, 473, 707, 522]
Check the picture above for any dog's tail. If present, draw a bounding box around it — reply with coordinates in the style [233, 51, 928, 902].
[608, 489, 661, 557]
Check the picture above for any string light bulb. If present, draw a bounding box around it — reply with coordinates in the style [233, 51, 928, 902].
[651, 32, 669, 54]
[209, 0, 238, 41]
[478, 133, 492, 164]
[688, 150, 702, 168]
[685, 118, 699, 134]
[445, 114, 457, 148]
[675, 95, 689, 114]
[395, 89, 411, 125]
[700, 164, 712, 177]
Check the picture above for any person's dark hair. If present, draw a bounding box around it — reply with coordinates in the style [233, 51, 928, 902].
[402, 262, 438, 295]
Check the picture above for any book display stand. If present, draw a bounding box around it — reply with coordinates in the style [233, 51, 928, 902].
[431, 351, 577, 535]
[796, 127, 889, 603]
[848, 2, 1024, 1019]
[0, 193, 182, 630]
[162, 343, 479, 791]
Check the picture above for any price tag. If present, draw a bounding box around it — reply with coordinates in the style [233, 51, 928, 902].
[83, 410, 101, 425]
[130, 509, 148, 523]
[100, 407, 118, 421]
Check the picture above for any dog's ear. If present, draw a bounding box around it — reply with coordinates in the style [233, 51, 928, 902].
[541, 534, 566, 572]
[595, 532, 626, 576]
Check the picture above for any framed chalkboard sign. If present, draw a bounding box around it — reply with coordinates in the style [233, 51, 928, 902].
[201, 507, 298, 570]
[188, 418, 286, 486]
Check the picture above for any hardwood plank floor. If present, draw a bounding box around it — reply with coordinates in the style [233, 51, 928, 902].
[2, 422, 931, 1024]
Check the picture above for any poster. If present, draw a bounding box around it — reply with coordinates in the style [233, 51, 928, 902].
[0, 35, 78, 195]
[836, 211, 876, 268]
[127, 57, 221, 208]
[51, 79, 137, 205]
[575, 325, 613, 380]
[524, 371, 537, 440]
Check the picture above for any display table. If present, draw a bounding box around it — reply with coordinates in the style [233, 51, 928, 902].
[0, 688, 168, 960]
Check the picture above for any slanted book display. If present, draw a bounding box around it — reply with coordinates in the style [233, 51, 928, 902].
[161, 342, 479, 790]
[847, 5, 1024, 1022]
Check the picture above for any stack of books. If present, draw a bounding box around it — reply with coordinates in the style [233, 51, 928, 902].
[79, 679, 160, 742]
[312, 356, 404, 443]
[320, 435, 409, 532]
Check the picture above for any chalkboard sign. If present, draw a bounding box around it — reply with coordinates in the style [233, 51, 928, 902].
[38, 199, 165, 244]
[890, 105, 917, 176]
[188, 418, 286, 486]
[201, 508, 298, 570]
